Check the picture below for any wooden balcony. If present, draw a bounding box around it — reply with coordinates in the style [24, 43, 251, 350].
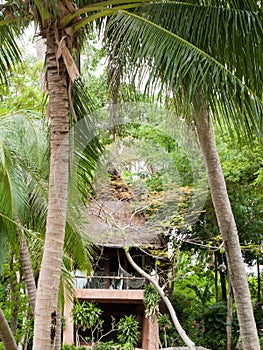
[74, 287, 144, 304]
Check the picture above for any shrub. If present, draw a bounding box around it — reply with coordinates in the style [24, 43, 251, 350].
[117, 314, 140, 349]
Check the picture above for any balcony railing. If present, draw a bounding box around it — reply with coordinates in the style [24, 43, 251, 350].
[75, 274, 145, 290]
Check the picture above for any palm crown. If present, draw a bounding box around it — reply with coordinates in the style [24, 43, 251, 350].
[107, 1, 263, 134]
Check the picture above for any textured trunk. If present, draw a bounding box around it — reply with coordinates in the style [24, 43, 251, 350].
[125, 249, 196, 350]
[34, 26, 45, 89]
[20, 235, 37, 312]
[32, 28, 69, 350]
[194, 108, 260, 350]
[0, 308, 18, 350]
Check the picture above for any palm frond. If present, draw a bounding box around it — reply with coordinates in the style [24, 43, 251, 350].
[184, 0, 262, 11]
[0, 113, 49, 256]
[64, 221, 94, 272]
[0, 0, 35, 85]
[60, 0, 146, 30]
[134, 2, 262, 95]
[59, 257, 75, 310]
[0, 141, 18, 240]
[106, 5, 263, 135]
[72, 79, 98, 118]
[70, 79, 104, 200]
[0, 226, 7, 274]
[0, 23, 21, 85]
[63, 80, 102, 273]
[0, 109, 96, 283]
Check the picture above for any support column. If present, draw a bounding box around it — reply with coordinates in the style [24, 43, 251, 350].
[142, 314, 159, 350]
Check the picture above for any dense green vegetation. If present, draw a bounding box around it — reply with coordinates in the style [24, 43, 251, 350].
[0, 54, 262, 349]
[0, 0, 262, 346]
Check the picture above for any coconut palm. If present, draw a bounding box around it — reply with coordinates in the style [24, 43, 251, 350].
[0, 308, 18, 350]
[0, 3, 104, 349]
[106, 1, 263, 349]
[0, 0, 151, 350]
[0, 0, 149, 347]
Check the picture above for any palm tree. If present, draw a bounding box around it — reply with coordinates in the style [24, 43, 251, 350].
[0, 308, 18, 350]
[1, 1, 156, 349]
[106, 1, 263, 349]
[0, 3, 109, 349]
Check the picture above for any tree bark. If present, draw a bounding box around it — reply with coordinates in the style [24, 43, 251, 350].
[20, 235, 37, 313]
[125, 249, 196, 350]
[32, 28, 69, 350]
[194, 108, 260, 350]
[0, 308, 18, 350]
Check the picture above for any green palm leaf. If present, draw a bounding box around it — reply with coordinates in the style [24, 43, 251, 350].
[0, 109, 96, 285]
[0, 1, 32, 85]
[70, 80, 104, 200]
[184, 0, 261, 11]
[0, 24, 21, 85]
[0, 113, 48, 246]
[107, 4, 263, 134]
[134, 3, 262, 94]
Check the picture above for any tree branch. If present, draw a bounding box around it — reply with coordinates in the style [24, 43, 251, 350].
[124, 248, 196, 350]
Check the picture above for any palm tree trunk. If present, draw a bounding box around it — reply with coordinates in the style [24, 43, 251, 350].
[32, 28, 69, 350]
[194, 108, 260, 350]
[20, 235, 37, 313]
[0, 308, 18, 350]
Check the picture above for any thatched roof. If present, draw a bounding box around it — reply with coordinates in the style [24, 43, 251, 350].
[85, 199, 163, 248]
[84, 166, 164, 248]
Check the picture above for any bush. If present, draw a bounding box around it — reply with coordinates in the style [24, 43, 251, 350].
[72, 301, 102, 331]
[117, 314, 140, 349]
[199, 302, 238, 349]
[61, 345, 86, 350]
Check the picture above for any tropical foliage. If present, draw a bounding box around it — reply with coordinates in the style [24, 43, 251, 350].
[70, 301, 140, 349]
[0, 0, 262, 349]
[0, 58, 97, 349]
[106, 2, 263, 349]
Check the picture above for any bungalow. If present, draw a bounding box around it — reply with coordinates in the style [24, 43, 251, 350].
[63, 168, 164, 349]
